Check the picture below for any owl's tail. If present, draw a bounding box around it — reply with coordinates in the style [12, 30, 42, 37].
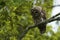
[38, 24, 46, 34]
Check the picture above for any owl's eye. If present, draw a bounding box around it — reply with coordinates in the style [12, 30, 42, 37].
[34, 11, 38, 13]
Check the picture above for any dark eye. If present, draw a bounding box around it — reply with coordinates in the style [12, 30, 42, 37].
[34, 11, 38, 13]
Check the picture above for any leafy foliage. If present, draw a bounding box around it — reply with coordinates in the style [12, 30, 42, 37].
[0, 0, 60, 40]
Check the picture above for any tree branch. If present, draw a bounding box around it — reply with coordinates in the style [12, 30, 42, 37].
[49, 13, 60, 19]
[19, 13, 60, 40]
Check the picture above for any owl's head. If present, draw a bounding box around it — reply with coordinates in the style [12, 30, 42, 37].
[31, 6, 42, 13]
[31, 6, 43, 17]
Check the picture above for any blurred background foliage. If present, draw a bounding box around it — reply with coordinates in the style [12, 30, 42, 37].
[0, 0, 60, 40]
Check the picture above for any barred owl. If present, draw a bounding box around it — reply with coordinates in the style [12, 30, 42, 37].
[31, 6, 46, 34]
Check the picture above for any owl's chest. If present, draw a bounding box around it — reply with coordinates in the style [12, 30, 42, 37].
[32, 13, 44, 24]
[34, 17, 43, 24]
